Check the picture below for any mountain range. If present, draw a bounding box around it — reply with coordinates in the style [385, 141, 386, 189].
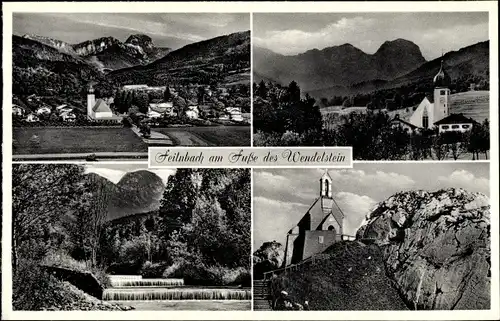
[12, 30, 250, 99]
[87, 170, 165, 221]
[22, 34, 170, 71]
[254, 39, 489, 98]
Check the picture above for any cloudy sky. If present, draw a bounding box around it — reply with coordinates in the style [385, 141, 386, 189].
[253, 163, 489, 249]
[85, 164, 175, 185]
[13, 13, 249, 49]
[253, 12, 489, 60]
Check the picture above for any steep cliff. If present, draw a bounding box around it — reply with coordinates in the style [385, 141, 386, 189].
[357, 188, 490, 310]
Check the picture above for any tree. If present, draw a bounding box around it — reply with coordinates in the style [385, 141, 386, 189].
[164, 86, 172, 102]
[158, 169, 197, 241]
[134, 91, 150, 114]
[257, 80, 268, 98]
[12, 164, 85, 274]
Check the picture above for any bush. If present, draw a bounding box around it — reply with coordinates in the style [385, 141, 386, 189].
[140, 261, 168, 279]
[106, 261, 143, 275]
[41, 251, 111, 289]
[162, 262, 184, 279]
[13, 259, 78, 310]
[182, 262, 251, 286]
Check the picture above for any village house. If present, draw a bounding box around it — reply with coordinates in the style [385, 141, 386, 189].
[434, 113, 475, 134]
[148, 101, 175, 118]
[390, 114, 419, 132]
[25, 113, 40, 122]
[61, 111, 77, 122]
[36, 106, 51, 115]
[12, 105, 25, 116]
[225, 107, 244, 122]
[186, 105, 200, 119]
[283, 172, 345, 267]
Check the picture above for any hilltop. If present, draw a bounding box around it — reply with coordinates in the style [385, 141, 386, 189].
[266, 187, 490, 310]
[109, 30, 251, 86]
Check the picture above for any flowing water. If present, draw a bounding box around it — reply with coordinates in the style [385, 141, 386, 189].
[105, 275, 251, 310]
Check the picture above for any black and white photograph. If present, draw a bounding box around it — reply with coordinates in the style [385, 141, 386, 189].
[253, 164, 490, 310]
[253, 12, 490, 161]
[12, 164, 251, 311]
[12, 13, 251, 161]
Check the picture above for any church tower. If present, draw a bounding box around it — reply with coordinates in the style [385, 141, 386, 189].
[319, 171, 334, 214]
[87, 83, 95, 119]
[433, 57, 451, 124]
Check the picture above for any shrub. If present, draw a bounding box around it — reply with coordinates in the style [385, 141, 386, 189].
[182, 263, 251, 286]
[106, 261, 143, 275]
[13, 259, 78, 310]
[162, 262, 184, 279]
[140, 261, 168, 279]
[41, 251, 111, 288]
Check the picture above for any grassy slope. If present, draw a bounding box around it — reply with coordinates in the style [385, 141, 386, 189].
[272, 241, 408, 310]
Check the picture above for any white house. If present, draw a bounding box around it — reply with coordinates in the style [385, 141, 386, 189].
[36, 106, 51, 115]
[186, 105, 199, 119]
[61, 111, 77, 122]
[149, 102, 175, 118]
[26, 113, 40, 122]
[12, 105, 25, 116]
[434, 114, 475, 134]
[123, 84, 149, 90]
[225, 107, 243, 122]
[409, 59, 451, 129]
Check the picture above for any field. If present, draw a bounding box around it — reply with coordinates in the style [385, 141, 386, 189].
[13, 127, 148, 154]
[156, 126, 251, 146]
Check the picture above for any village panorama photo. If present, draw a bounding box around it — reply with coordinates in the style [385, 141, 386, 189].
[252, 12, 490, 160]
[12, 164, 251, 311]
[252, 164, 490, 310]
[12, 13, 251, 162]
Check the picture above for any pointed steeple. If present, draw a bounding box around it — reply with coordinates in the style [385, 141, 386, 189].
[433, 51, 451, 88]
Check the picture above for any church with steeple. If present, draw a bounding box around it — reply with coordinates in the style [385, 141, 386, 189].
[404, 57, 475, 133]
[408, 58, 451, 129]
[283, 171, 345, 267]
[87, 82, 116, 121]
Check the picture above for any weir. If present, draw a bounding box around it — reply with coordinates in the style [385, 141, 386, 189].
[103, 275, 251, 301]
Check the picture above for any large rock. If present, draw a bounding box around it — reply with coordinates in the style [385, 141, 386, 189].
[253, 241, 284, 279]
[357, 188, 490, 310]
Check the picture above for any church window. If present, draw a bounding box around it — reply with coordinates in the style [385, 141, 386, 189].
[452, 125, 459, 129]
[442, 125, 449, 130]
[422, 115, 429, 129]
[318, 236, 324, 244]
[440, 90, 446, 95]
[324, 180, 329, 197]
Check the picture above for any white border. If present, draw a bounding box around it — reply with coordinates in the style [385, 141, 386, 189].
[2, 1, 499, 320]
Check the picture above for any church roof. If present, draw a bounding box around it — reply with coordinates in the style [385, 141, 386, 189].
[434, 113, 476, 125]
[92, 99, 112, 113]
[391, 116, 419, 129]
[424, 95, 434, 104]
[433, 60, 451, 88]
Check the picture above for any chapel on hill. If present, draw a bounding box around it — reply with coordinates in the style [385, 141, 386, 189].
[283, 171, 345, 267]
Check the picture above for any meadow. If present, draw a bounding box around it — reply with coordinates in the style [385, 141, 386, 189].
[156, 126, 251, 146]
[13, 127, 148, 154]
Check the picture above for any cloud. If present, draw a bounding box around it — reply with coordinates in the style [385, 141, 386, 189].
[329, 169, 415, 191]
[253, 196, 310, 249]
[334, 191, 378, 236]
[438, 170, 490, 195]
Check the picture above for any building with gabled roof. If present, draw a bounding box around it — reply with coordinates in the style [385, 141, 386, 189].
[434, 113, 476, 133]
[283, 171, 345, 266]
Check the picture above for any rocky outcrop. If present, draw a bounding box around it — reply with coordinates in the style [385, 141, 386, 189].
[357, 188, 490, 310]
[41, 265, 105, 299]
[253, 241, 284, 279]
